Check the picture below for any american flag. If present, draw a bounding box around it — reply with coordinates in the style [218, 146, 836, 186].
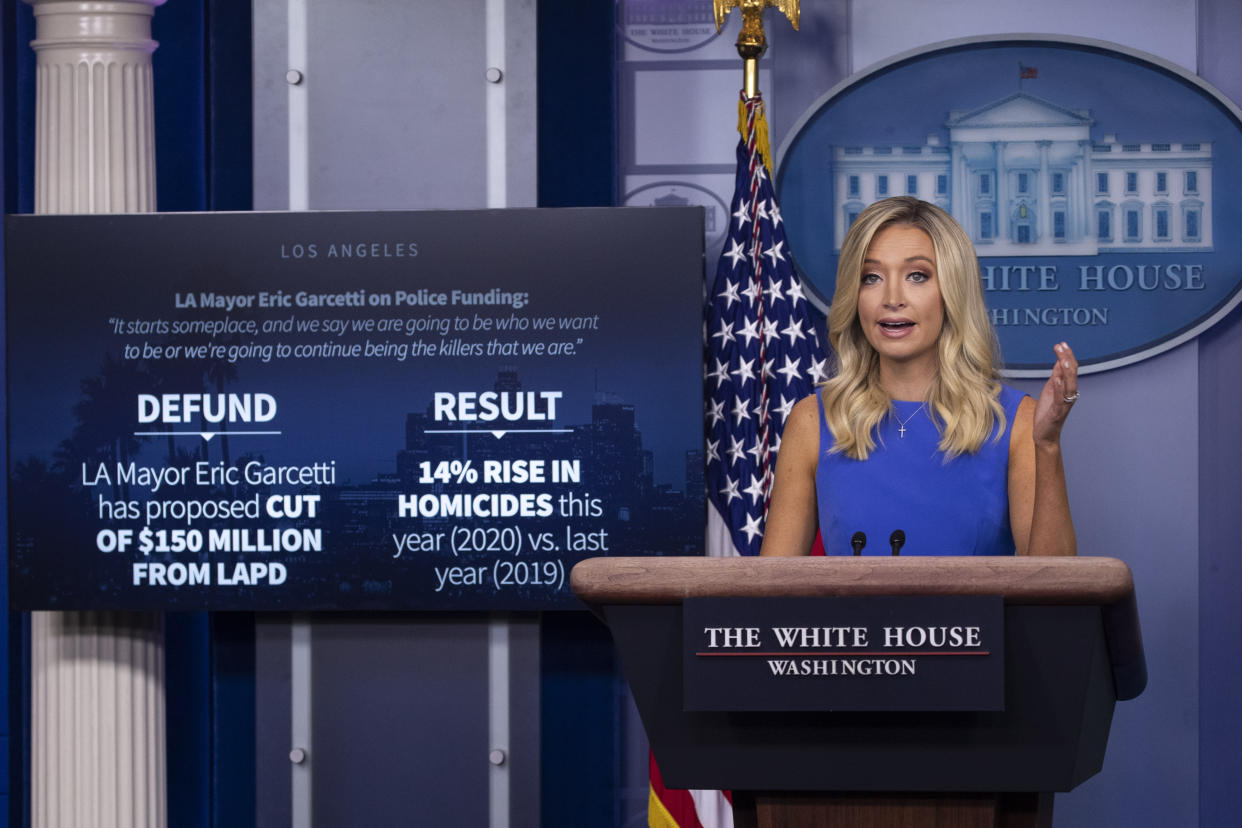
[704, 93, 827, 559]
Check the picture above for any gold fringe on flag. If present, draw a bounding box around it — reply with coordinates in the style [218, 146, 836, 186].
[738, 96, 773, 175]
[647, 786, 682, 828]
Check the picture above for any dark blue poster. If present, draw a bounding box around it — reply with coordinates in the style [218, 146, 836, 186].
[6, 208, 705, 610]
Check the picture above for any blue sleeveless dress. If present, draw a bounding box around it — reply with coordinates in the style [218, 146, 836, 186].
[815, 386, 1026, 556]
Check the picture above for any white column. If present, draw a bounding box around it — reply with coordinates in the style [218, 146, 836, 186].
[993, 141, 1006, 242]
[949, 142, 964, 226]
[30, 0, 162, 213]
[27, 2, 168, 828]
[1068, 153, 1080, 240]
[1080, 140, 1093, 240]
[1038, 140, 1051, 243]
[32, 613, 165, 828]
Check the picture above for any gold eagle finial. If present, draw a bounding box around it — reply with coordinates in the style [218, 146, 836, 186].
[713, 0, 800, 59]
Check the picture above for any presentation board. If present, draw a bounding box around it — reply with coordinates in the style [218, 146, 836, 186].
[6, 208, 705, 610]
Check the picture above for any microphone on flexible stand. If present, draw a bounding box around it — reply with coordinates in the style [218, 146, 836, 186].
[850, 531, 867, 556]
[889, 530, 906, 556]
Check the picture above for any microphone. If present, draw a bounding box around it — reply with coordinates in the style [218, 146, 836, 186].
[850, 531, 867, 556]
[889, 530, 906, 556]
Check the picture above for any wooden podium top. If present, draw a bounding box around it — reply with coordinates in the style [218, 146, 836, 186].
[571, 556, 1135, 606]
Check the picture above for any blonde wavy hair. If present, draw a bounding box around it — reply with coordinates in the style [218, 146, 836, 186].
[822, 196, 1005, 460]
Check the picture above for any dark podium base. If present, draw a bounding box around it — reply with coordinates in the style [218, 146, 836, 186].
[571, 557, 1145, 828]
[732, 791, 1053, 828]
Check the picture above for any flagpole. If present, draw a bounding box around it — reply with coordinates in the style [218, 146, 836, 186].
[744, 52, 760, 101]
[649, 4, 826, 825]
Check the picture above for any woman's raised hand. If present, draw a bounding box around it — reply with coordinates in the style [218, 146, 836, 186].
[1033, 341, 1078, 447]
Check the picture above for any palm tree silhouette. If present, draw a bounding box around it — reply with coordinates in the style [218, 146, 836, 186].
[155, 351, 208, 464]
[69, 354, 153, 500]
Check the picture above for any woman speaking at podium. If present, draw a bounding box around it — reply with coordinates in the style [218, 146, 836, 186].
[761, 197, 1078, 558]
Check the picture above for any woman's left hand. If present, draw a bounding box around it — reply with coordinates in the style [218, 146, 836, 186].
[1033, 341, 1078, 447]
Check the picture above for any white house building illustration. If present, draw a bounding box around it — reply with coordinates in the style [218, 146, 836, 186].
[833, 93, 1213, 256]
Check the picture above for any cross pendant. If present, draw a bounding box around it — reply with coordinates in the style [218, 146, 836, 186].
[898, 424, 907, 438]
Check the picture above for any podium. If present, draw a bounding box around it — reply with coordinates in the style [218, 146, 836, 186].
[571, 556, 1145, 828]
